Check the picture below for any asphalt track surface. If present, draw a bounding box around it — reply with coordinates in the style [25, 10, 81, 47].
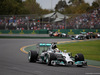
[0, 39, 100, 75]
[0, 34, 49, 37]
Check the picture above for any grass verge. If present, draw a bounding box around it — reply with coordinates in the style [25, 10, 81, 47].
[57, 40, 100, 61]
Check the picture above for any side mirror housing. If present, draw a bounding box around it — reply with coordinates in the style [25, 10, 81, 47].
[64, 50, 67, 53]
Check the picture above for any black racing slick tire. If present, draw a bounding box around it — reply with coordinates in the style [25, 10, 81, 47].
[86, 35, 90, 39]
[75, 53, 84, 67]
[75, 53, 84, 62]
[47, 53, 56, 66]
[28, 50, 38, 62]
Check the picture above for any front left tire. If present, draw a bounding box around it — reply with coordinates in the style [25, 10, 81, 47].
[28, 50, 38, 62]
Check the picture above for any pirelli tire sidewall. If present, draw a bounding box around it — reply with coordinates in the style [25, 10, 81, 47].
[75, 53, 84, 62]
[75, 53, 85, 67]
[28, 50, 38, 63]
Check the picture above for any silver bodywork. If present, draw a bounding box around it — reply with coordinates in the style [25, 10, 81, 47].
[40, 44, 74, 65]
[29, 43, 87, 66]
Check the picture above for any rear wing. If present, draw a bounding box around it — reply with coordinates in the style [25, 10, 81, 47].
[37, 43, 51, 55]
[39, 43, 51, 47]
[80, 32, 86, 34]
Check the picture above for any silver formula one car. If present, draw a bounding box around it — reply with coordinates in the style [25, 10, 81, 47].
[28, 42, 87, 67]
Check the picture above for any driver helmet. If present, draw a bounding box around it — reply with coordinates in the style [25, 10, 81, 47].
[55, 48, 60, 52]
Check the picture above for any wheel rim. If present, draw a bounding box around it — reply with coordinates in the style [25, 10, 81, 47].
[46, 58, 48, 63]
[28, 52, 31, 61]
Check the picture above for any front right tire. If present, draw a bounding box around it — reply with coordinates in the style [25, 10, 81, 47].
[75, 53, 84, 67]
[75, 53, 84, 62]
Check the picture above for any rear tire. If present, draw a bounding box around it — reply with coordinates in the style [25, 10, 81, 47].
[86, 35, 90, 39]
[28, 50, 38, 62]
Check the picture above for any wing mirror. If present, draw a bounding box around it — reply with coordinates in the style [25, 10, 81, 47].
[64, 50, 67, 53]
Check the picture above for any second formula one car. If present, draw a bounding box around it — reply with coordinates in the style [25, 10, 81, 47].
[49, 31, 67, 37]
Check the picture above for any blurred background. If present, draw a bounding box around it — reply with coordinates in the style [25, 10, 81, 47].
[0, 0, 100, 31]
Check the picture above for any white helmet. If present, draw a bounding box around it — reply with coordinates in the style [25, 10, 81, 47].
[55, 48, 60, 52]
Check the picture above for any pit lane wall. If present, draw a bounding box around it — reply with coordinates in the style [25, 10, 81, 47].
[0, 29, 100, 34]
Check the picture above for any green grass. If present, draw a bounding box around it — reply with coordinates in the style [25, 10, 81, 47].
[57, 40, 100, 61]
